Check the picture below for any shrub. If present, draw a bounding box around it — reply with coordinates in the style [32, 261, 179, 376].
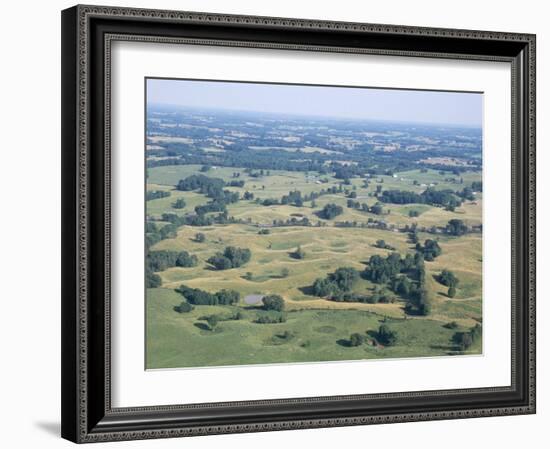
[438, 269, 459, 287]
[206, 315, 219, 330]
[318, 203, 343, 219]
[377, 325, 397, 346]
[172, 198, 186, 209]
[207, 246, 251, 270]
[349, 333, 365, 347]
[146, 271, 162, 288]
[262, 295, 285, 311]
[291, 246, 306, 260]
[174, 301, 194, 313]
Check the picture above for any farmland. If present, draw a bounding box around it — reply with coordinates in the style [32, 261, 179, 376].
[145, 104, 483, 369]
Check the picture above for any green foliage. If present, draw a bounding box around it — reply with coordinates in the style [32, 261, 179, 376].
[377, 325, 397, 346]
[375, 239, 395, 250]
[471, 181, 483, 192]
[452, 323, 482, 351]
[174, 301, 194, 313]
[176, 285, 240, 306]
[206, 315, 219, 330]
[146, 270, 162, 288]
[448, 286, 457, 298]
[446, 219, 469, 236]
[318, 203, 344, 219]
[207, 246, 251, 270]
[195, 232, 206, 243]
[258, 228, 271, 235]
[147, 250, 198, 272]
[262, 295, 285, 311]
[172, 198, 186, 209]
[416, 239, 442, 261]
[255, 313, 286, 324]
[379, 188, 461, 210]
[291, 245, 306, 260]
[437, 269, 459, 287]
[349, 333, 365, 346]
[146, 190, 171, 201]
[312, 267, 360, 299]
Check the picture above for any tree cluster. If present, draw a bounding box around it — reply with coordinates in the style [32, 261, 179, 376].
[262, 295, 285, 311]
[146, 190, 171, 201]
[172, 198, 186, 209]
[175, 284, 240, 305]
[379, 187, 462, 210]
[147, 250, 198, 272]
[377, 324, 397, 346]
[437, 269, 459, 287]
[318, 203, 344, 219]
[446, 219, 469, 236]
[207, 246, 251, 270]
[415, 239, 442, 261]
[312, 267, 360, 300]
[452, 323, 482, 351]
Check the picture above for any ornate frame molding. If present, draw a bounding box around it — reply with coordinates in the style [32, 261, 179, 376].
[62, 4, 536, 443]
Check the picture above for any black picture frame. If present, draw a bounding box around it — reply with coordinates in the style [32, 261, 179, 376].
[61, 4, 536, 443]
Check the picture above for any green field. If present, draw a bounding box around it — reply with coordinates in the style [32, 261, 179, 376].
[146, 165, 483, 369]
[146, 288, 481, 369]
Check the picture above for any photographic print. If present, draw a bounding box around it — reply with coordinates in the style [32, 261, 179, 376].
[145, 78, 483, 369]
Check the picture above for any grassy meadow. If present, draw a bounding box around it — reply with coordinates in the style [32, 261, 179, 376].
[145, 164, 483, 369]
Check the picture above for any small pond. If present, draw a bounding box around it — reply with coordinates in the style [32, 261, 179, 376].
[244, 294, 264, 305]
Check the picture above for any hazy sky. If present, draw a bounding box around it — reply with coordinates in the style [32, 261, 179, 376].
[147, 78, 482, 127]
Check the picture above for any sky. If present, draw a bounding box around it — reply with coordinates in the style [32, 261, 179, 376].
[146, 78, 483, 127]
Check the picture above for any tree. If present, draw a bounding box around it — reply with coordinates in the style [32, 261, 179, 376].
[446, 219, 468, 236]
[452, 331, 473, 351]
[172, 198, 186, 209]
[349, 333, 365, 347]
[417, 239, 442, 260]
[318, 203, 344, 219]
[174, 301, 194, 313]
[175, 251, 198, 268]
[146, 271, 162, 288]
[369, 202, 384, 215]
[176, 285, 239, 305]
[146, 190, 171, 201]
[281, 267, 290, 278]
[207, 246, 251, 270]
[448, 286, 457, 298]
[331, 267, 360, 291]
[438, 269, 459, 287]
[195, 232, 206, 243]
[206, 315, 219, 331]
[377, 325, 397, 346]
[262, 295, 285, 311]
[291, 245, 306, 260]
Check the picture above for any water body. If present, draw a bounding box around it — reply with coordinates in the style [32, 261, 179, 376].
[244, 294, 264, 305]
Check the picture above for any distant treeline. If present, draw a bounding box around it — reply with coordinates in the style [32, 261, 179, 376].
[146, 141, 481, 177]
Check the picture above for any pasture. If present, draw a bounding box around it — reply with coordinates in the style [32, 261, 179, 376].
[146, 164, 483, 368]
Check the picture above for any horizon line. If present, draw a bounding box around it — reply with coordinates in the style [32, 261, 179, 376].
[147, 102, 483, 129]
